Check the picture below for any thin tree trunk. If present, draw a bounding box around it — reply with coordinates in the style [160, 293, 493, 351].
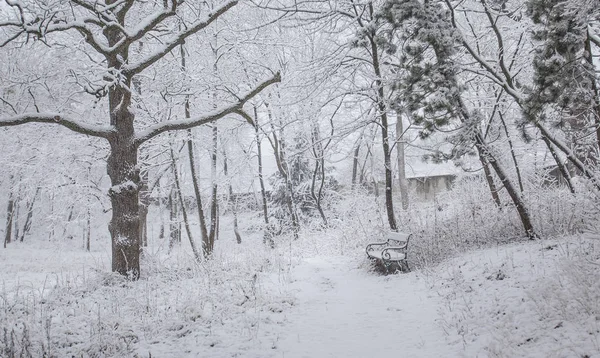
[352, 142, 361, 186]
[253, 106, 269, 225]
[138, 166, 149, 248]
[396, 114, 409, 210]
[542, 136, 575, 193]
[310, 124, 328, 226]
[86, 207, 91, 252]
[458, 95, 537, 238]
[585, 29, 600, 151]
[498, 111, 525, 193]
[476, 133, 537, 239]
[266, 103, 300, 239]
[19, 187, 40, 242]
[170, 148, 201, 262]
[224, 150, 242, 244]
[168, 188, 179, 249]
[207, 125, 219, 254]
[367, 15, 398, 230]
[13, 190, 20, 242]
[4, 191, 14, 248]
[478, 148, 502, 207]
[186, 128, 210, 248]
[251, 106, 274, 248]
[181, 42, 211, 256]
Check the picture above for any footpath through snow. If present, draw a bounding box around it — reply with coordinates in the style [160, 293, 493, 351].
[273, 256, 459, 357]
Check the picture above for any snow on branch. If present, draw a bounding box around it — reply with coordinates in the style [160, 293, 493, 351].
[0, 113, 114, 138]
[123, 0, 238, 76]
[134, 72, 281, 145]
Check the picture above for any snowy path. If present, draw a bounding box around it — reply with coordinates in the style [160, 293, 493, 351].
[275, 257, 459, 358]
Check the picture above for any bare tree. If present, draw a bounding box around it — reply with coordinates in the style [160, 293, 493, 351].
[0, 0, 280, 279]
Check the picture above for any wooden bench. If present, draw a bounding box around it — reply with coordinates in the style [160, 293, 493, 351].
[366, 231, 411, 273]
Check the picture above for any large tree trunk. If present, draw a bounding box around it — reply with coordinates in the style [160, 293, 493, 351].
[107, 138, 142, 279]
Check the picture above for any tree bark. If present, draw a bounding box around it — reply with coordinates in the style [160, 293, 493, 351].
[107, 131, 142, 279]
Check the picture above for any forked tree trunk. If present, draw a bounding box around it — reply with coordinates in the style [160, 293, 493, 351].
[171, 147, 201, 262]
[19, 186, 40, 242]
[458, 97, 537, 239]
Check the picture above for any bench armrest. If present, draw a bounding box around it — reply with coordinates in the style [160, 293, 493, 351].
[366, 241, 389, 253]
[381, 246, 407, 260]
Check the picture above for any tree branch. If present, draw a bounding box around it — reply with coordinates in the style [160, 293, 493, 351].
[0, 113, 114, 138]
[134, 72, 281, 144]
[123, 0, 238, 76]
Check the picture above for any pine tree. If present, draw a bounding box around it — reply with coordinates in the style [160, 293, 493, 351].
[378, 0, 538, 238]
[526, 0, 600, 162]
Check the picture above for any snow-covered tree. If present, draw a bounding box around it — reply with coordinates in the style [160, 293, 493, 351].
[0, 0, 279, 279]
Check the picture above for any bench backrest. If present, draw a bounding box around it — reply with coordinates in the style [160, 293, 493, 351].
[388, 231, 411, 245]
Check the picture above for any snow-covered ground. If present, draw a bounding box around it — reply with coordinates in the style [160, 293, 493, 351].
[273, 256, 459, 357]
[1, 233, 599, 357]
